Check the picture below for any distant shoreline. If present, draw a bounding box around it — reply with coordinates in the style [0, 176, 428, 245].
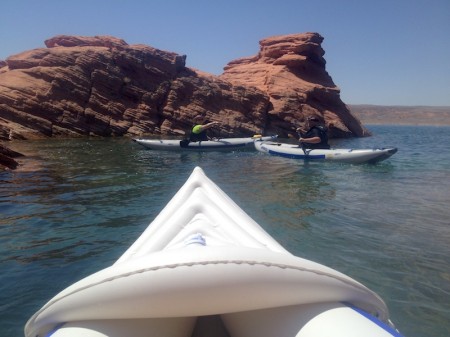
[349, 104, 450, 126]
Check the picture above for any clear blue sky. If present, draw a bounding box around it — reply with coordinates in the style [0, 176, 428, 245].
[1, 0, 449, 106]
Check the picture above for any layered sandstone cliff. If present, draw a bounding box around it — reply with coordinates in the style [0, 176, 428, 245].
[0, 35, 269, 141]
[1, 33, 368, 168]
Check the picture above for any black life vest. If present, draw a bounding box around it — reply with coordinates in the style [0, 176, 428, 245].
[304, 126, 330, 149]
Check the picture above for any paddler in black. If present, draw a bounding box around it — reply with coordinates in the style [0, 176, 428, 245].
[296, 116, 330, 149]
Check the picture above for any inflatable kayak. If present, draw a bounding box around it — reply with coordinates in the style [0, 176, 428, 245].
[133, 135, 277, 151]
[255, 141, 398, 164]
[25, 167, 403, 337]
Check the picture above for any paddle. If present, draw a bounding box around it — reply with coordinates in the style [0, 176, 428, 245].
[296, 129, 311, 155]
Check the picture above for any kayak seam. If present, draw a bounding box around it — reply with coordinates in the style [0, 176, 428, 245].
[31, 259, 385, 324]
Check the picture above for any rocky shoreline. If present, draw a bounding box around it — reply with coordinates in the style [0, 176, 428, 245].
[2, 33, 447, 170]
[2, 106, 449, 170]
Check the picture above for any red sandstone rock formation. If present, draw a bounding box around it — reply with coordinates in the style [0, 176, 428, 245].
[220, 33, 368, 138]
[0, 35, 272, 142]
[0, 33, 368, 147]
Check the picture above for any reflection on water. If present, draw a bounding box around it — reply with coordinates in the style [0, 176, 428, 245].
[1, 127, 450, 337]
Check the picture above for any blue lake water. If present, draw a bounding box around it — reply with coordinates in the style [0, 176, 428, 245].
[1, 125, 449, 337]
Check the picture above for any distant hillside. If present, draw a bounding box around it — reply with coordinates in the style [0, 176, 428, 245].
[349, 105, 450, 125]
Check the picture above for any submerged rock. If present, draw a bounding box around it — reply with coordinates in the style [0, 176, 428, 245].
[0, 144, 23, 170]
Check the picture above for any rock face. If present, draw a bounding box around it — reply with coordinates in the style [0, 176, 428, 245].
[0, 33, 368, 144]
[220, 33, 368, 138]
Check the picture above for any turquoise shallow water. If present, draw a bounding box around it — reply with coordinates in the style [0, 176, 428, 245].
[1, 125, 449, 337]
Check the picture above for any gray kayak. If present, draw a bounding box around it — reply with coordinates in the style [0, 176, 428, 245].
[255, 141, 397, 164]
[134, 135, 277, 151]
